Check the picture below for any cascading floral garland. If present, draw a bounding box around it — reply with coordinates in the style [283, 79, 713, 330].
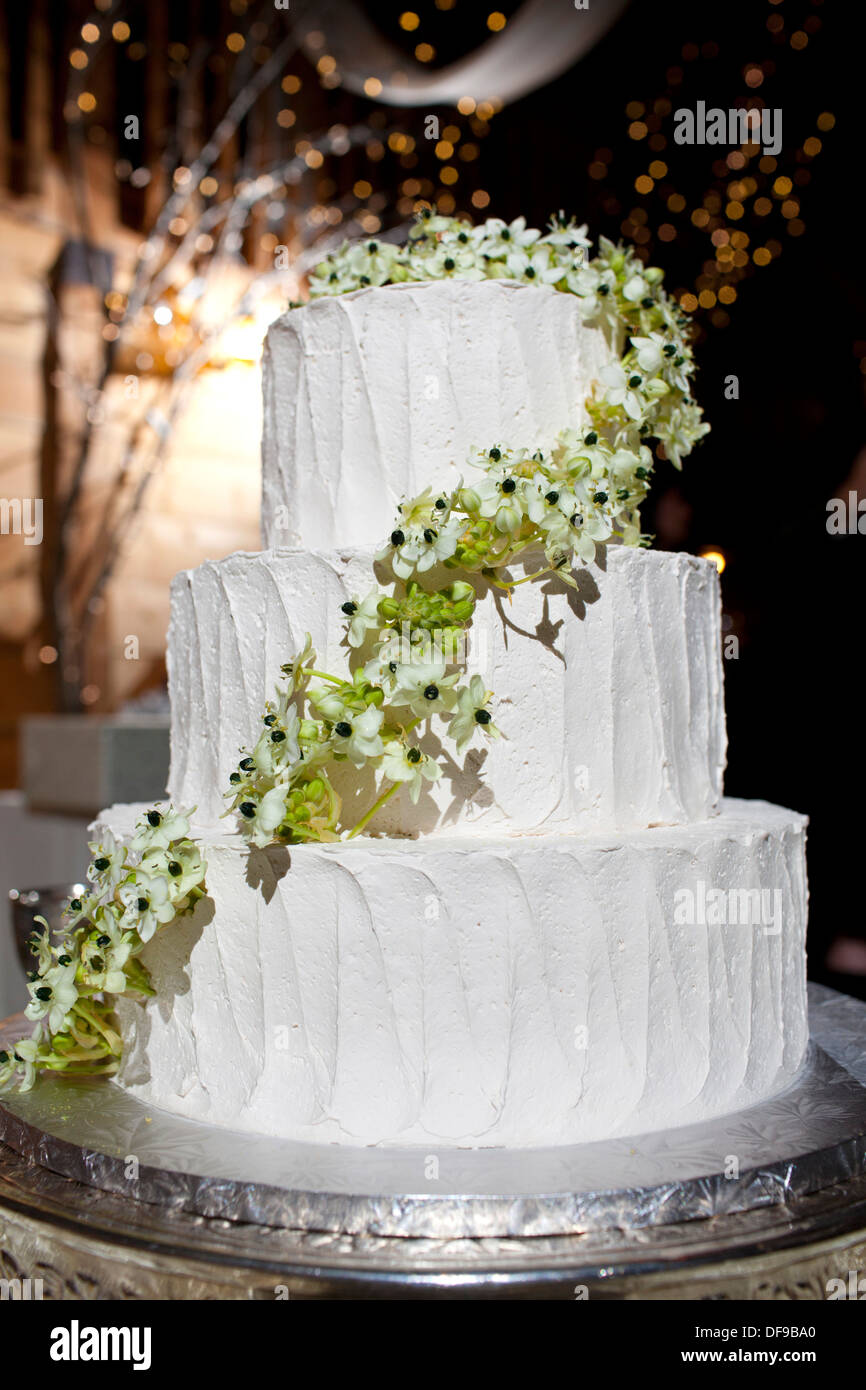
[0, 809, 206, 1092]
[1, 210, 710, 1091]
[226, 210, 710, 847]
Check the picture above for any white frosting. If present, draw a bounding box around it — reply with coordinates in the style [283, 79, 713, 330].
[261, 279, 612, 550]
[104, 799, 809, 1148]
[166, 544, 726, 835]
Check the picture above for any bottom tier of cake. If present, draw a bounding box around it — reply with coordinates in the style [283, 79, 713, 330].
[100, 799, 809, 1149]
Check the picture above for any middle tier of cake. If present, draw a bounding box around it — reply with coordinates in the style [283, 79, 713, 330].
[168, 544, 726, 836]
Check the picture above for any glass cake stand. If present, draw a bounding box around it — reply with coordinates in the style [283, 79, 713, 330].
[1, 983, 864, 1300]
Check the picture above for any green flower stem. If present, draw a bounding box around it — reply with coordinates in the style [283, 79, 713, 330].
[306, 669, 343, 686]
[346, 781, 401, 839]
[71, 998, 121, 1055]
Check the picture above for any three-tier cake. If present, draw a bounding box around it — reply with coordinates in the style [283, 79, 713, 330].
[97, 259, 808, 1149]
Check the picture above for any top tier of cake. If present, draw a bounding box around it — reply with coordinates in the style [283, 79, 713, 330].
[261, 279, 612, 549]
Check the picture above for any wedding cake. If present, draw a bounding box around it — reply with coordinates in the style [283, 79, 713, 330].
[7, 214, 809, 1149]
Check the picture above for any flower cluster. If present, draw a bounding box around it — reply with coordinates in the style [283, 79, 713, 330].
[226, 576, 499, 844]
[308, 210, 592, 297]
[307, 209, 709, 473]
[0, 808, 206, 1093]
[378, 427, 651, 582]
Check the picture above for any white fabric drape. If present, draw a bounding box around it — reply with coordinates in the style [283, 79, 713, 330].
[298, 0, 629, 108]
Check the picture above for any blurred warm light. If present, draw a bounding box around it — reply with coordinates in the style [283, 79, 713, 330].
[282, 74, 301, 93]
[81, 23, 100, 43]
[626, 100, 645, 118]
[753, 246, 771, 265]
[436, 193, 455, 214]
[112, 21, 130, 41]
[415, 43, 435, 61]
[773, 176, 792, 196]
[658, 223, 676, 242]
[690, 209, 709, 228]
[153, 305, 173, 326]
[440, 165, 458, 185]
[364, 76, 383, 95]
[168, 216, 187, 235]
[803, 137, 822, 157]
[435, 140, 454, 159]
[317, 55, 336, 75]
[788, 219, 805, 236]
[635, 175, 653, 194]
[277, 109, 296, 128]
[667, 192, 686, 212]
[471, 189, 490, 208]
[726, 200, 744, 220]
[173, 166, 191, 186]
[195, 233, 214, 253]
[816, 111, 835, 131]
[226, 33, 245, 52]
[399, 10, 420, 29]
[648, 160, 667, 179]
[457, 96, 476, 114]
[744, 65, 763, 88]
[700, 549, 726, 573]
[39, 646, 58, 666]
[476, 101, 495, 120]
[628, 121, 648, 140]
[77, 92, 97, 112]
[69, 49, 88, 69]
[81, 685, 101, 706]
[487, 11, 506, 29]
[790, 30, 808, 49]
[199, 176, 218, 196]
[459, 143, 478, 161]
[353, 179, 372, 198]
[781, 199, 799, 219]
[718, 286, 737, 304]
[304, 149, 324, 168]
[679, 293, 698, 311]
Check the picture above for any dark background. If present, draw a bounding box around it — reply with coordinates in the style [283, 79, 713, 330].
[2, 0, 864, 990]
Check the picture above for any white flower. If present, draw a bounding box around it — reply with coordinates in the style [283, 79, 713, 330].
[448, 675, 500, 753]
[332, 704, 384, 767]
[622, 272, 649, 303]
[505, 244, 562, 286]
[25, 957, 79, 1034]
[630, 332, 667, 376]
[384, 516, 462, 580]
[241, 785, 291, 848]
[599, 361, 645, 422]
[2, 1034, 41, 1091]
[86, 829, 127, 896]
[119, 870, 175, 944]
[250, 706, 301, 778]
[140, 840, 207, 906]
[344, 589, 384, 648]
[380, 741, 442, 804]
[131, 806, 192, 855]
[390, 659, 459, 718]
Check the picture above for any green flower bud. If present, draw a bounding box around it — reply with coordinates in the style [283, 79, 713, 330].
[459, 487, 482, 512]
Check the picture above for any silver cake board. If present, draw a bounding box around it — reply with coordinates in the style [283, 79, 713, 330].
[1, 983, 865, 1244]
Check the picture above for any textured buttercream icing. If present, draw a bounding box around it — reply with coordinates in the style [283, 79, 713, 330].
[166, 544, 726, 835]
[104, 799, 808, 1148]
[261, 279, 612, 550]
